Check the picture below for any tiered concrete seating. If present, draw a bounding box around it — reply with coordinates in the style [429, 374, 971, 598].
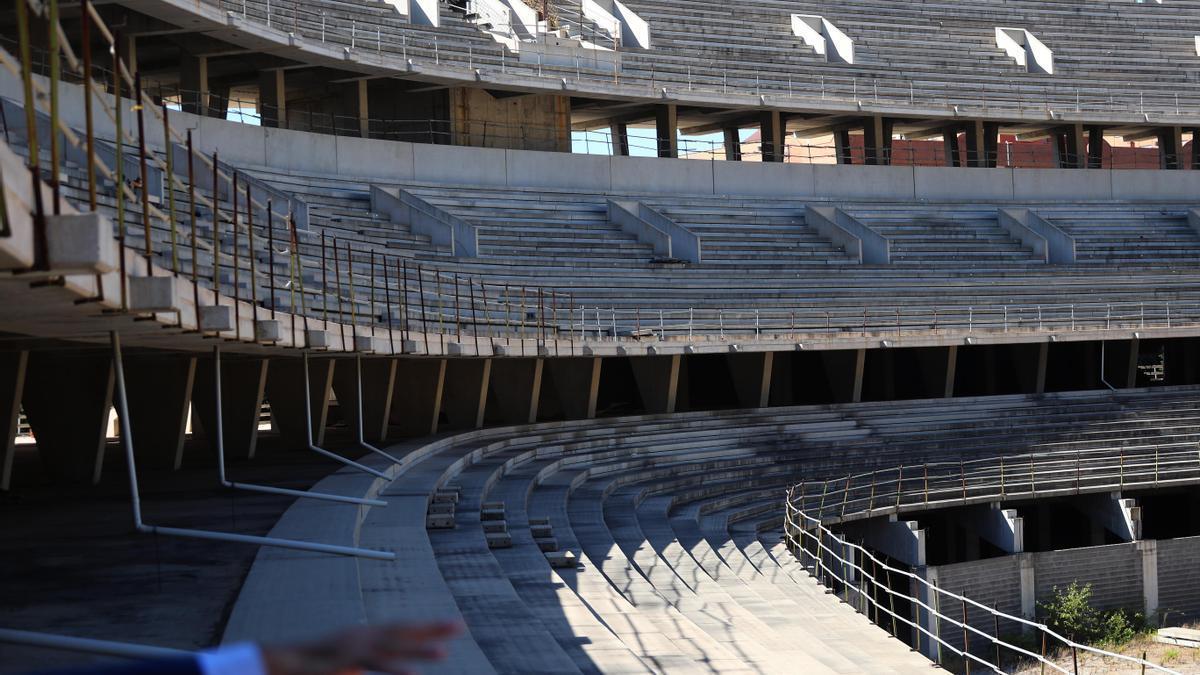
[195, 0, 1200, 117]
[246, 166, 1200, 336]
[252, 386, 1200, 673]
[845, 204, 1044, 266]
[644, 197, 856, 267]
[1036, 205, 1200, 265]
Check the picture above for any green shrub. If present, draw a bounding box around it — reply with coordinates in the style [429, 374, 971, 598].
[1038, 582, 1147, 648]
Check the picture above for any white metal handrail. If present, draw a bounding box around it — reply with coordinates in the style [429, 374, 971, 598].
[791, 442, 1200, 524]
[783, 500, 1181, 674]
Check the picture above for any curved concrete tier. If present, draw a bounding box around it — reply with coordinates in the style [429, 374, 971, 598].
[221, 386, 1200, 673]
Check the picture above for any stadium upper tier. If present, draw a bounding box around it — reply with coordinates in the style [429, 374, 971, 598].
[121, 0, 1200, 123]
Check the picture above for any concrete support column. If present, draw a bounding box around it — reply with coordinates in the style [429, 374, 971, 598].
[655, 104, 678, 159]
[542, 357, 602, 420]
[191, 357, 269, 460]
[1018, 553, 1037, 625]
[723, 128, 742, 161]
[1190, 128, 1200, 170]
[759, 352, 774, 408]
[389, 359, 445, 436]
[356, 80, 370, 138]
[966, 121, 999, 168]
[727, 353, 772, 409]
[0, 351, 28, 491]
[122, 35, 138, 76]
[1086, 125, 1105, 169]
[22, 354, 114, 484]
[1127, 337, 1140, 388]
[1159, 126, 1185, 170]
[1139, 540, 1159, 624]
[330, 358, 397, 443]
[629, 355, 680, 415]
[944, 345, 958, 398]
[1035, 342, 1049, 394]
[863, 116, 893, 165]
[442, 359, 492, 430]
[488, 358, 543, 424]
[1055, 123, 1086, 169]
[943, 130, 962, 167]
[760, 110, 784, 163]
[258, 70, 286, 129]
[124, 355, 196, 470]
[851, 348, 866, 403]
[610, 123, 630, 156]
[264, 358, 335, 449]
[179, 53, 209, 116]
[835, 129, 852, 165]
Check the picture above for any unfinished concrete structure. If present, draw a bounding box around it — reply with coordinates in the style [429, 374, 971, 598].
[1, 0, 1199, 673]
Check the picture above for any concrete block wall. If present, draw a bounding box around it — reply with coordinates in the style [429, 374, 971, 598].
[1157, 536, 1200, 622]
[925, 556, 1022, 652]
[1033, 543, 1143, 614]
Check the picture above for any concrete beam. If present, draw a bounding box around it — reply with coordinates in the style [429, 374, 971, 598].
[1081, 492, 1142, 543]
[389, 359, 446, 437]
[962, 502, 1024, 554]
[22, 354, 114, 485]
[124, 355, 196, 470]
[330, 358, 397, 443]
[441, 359, 492, 431]
[0, 351, 28, 491]
[629, 355, 680, 414]
[847, 515, 927, 567]
[488, 358, 543, 424]
[191, 356, 268, 460]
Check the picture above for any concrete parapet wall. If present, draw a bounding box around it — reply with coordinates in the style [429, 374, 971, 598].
[1157, 536, 1200, 621]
